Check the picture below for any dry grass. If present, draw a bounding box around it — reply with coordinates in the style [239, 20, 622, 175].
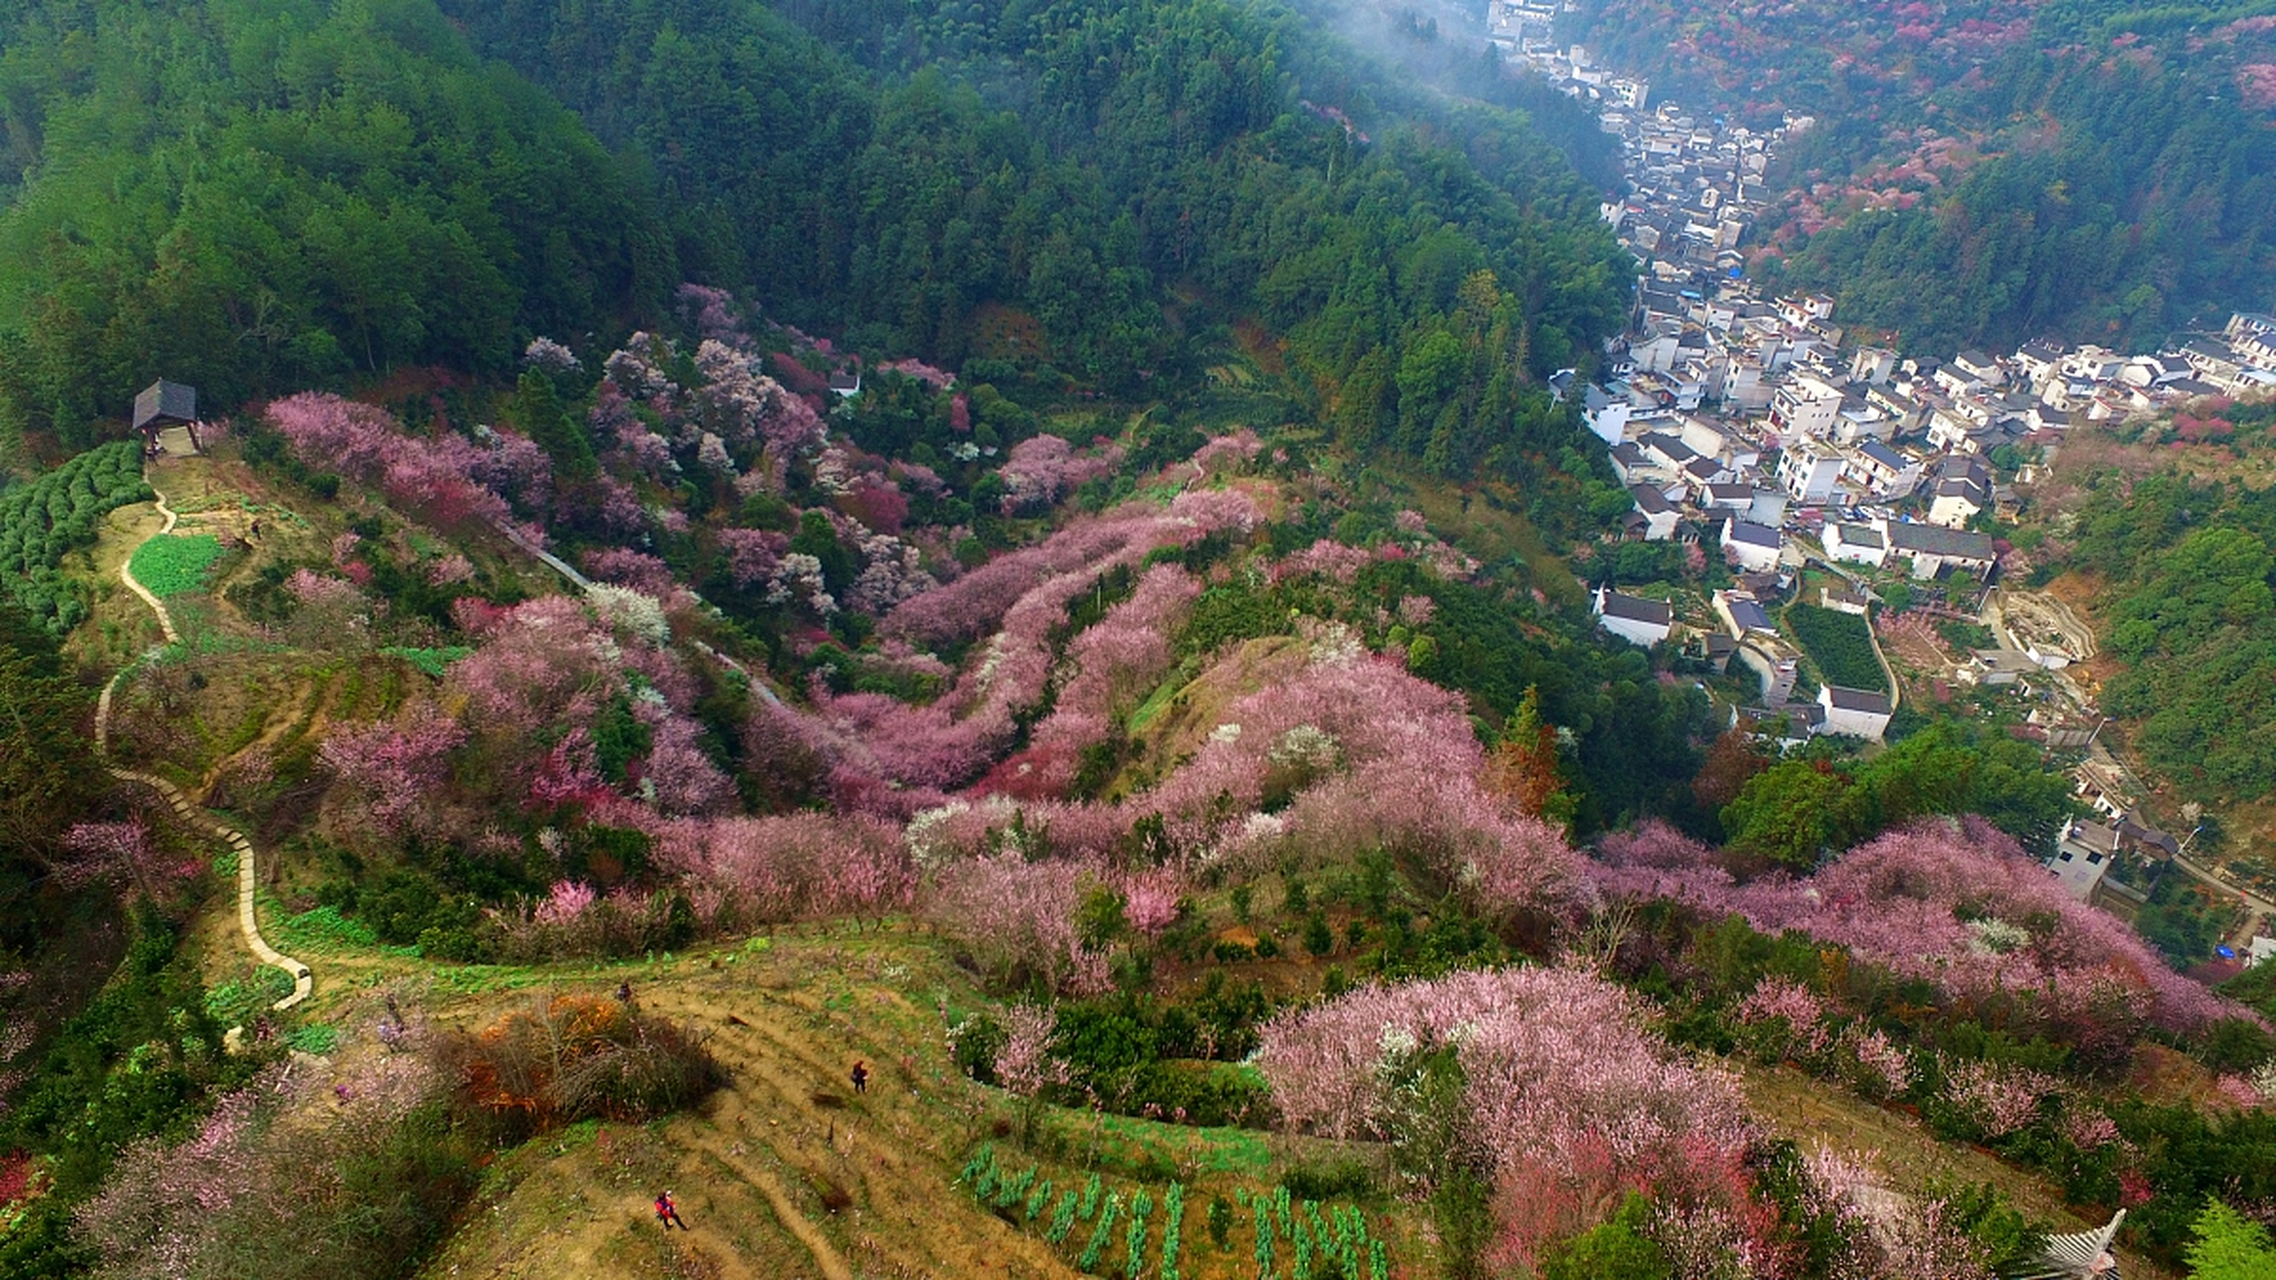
[403, 931, 1424, 1280]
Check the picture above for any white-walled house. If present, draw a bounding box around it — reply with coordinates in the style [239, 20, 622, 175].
[1628, 483, 1681, 541]
[1880, 519, 1996, 579]
[1713, 590, 1778, 638]
[1816, 685, 1892, 741]
[1720, 518, 1784, 573]
[1583, 383, 1632, 445]
[1822, 521, 1888, 569]
[1926, 456, 1992, 529]
[1846, 441, 1922, 497]
[1769, 374, 1844, 439]
[1594, 586, 1673, 647]
[2045, 818, 2121, 902]
[1776, 438, 1844, 504]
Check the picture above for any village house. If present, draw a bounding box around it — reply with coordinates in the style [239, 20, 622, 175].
[2226, 311, 2276, 369]
[1952, 350, 2004, 385]
[1606, 440, 1650, 484]
[1819, 585, 1870, 616]
[1720, 518, 1784, 573]
[2046, 817, 2121, 902]
[1581, 383, 1633, 444]
[1879, 519, 1997, 580]
[1638, 430, 1698, 472]
[1775, 437, 1845, 504]
[1627, 483, 1681, 541]
[1593, 586, 1674, 647]
[1926, 455, 1992, 529]
[1845, 440, 1921, 497]
[1816, 685, 1893, 741]
[1713, 589, 1779, 639]
[1769, 373, 1844, 439]
[1822, 521, 1887, 569]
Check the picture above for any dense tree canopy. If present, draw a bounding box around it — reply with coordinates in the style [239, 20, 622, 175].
[438, 0, 1635, 463]
[0, 0, 672, 448]
[2065, 470, 2276, 804]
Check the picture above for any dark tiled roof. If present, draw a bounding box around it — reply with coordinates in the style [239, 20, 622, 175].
[1599, 591, 1673, 625]
[1824, 686, 1892, 714]
[1725, 519, 1781, 548]
[133, 380, 197, 431]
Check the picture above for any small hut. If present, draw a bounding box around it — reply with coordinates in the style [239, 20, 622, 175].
[133, 379, 200, 455]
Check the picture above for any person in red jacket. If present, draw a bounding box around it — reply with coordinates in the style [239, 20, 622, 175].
[655, 1190, 688, 1230]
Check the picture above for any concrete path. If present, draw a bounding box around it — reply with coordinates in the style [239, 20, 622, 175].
[101, 484, 310, 1011]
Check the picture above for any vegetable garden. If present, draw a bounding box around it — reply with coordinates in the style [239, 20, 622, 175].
[961, 1144, 1388, 1280]
[1785, 603, 1885, 692]
[126, 533, 225, 599]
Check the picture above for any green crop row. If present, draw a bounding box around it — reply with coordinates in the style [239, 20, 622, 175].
[961, 1143, 1386, 1280]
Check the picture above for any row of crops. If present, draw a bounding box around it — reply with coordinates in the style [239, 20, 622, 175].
[960, 1145, 1388, 1280]
[0, 441, 153, 633]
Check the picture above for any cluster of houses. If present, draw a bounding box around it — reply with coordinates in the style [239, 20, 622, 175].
[1494, 4, 2276, 952]
[1496, 0, 2275, 585]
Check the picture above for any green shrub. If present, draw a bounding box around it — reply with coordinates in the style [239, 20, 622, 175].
[0, 441, 151, 632]
[1283, 1159, 1376, 1203]
[1207, 1194, 1233, 1252]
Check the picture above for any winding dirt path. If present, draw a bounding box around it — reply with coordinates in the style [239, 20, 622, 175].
[99, 484, 311, 1011]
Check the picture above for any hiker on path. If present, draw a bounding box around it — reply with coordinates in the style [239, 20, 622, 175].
[655, 1191, 688, 1231]
[850, 1060, 868, 1095]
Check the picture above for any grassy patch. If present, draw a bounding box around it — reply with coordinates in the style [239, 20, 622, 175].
[204, 965, 295, 1024]
[286, 1023, 340, 1053]
[130, 532, 225, 597]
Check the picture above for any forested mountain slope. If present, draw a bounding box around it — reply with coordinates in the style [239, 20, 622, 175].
[0, 0, 1633, 483]
[0, 0, 670, 447]
[440, 0, 1634, 471]
[1566, 0, 2276, 352]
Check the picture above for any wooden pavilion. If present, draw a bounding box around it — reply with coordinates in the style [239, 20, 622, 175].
[133, 379, 200, 455]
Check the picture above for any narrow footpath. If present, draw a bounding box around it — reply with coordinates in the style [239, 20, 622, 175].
[99, 484, 311, 1011]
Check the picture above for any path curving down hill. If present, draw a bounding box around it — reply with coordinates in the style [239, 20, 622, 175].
[98, 485, 311, 1011]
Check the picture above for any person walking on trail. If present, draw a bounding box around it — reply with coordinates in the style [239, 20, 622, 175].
[655, 1191, 688, 1230]
[850, 1060, 869, 1095]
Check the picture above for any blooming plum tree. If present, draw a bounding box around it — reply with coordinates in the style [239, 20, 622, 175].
[1257, 965, 1764, 1270]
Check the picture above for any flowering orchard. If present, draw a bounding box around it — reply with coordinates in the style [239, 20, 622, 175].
[1590, 817, 2243, 1038]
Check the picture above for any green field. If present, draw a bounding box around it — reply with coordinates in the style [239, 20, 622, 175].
[1786, 603, 1885, 692]
[129, 532, 225, 598]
